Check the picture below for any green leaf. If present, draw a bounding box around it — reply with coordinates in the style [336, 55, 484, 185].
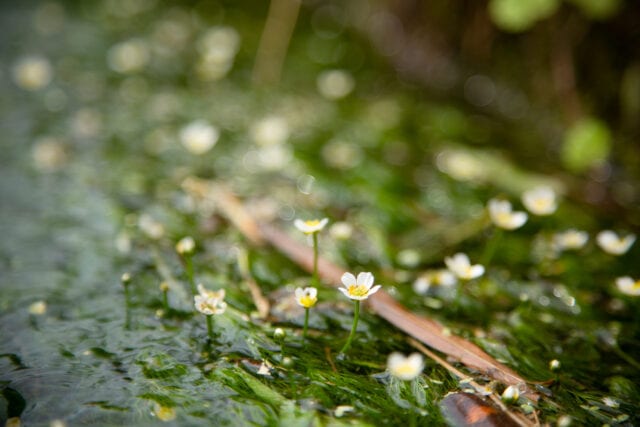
[488, 0, 559, 32]
[561, 117, 612, 173]
[566, 0, 622, 20]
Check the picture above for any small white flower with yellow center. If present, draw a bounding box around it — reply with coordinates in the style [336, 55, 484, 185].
[444, 253, 484, 280]
[615, 277, 640, 296]
[175, 236, 195, 255]
[294, 218, 329, 235]
[553, 229, 589, 251]
[295, 287, 318, 339]
[194, 294, 227, 315]
[194, 286, 227, 340]
[339, 272, 381, 354]
[339, 272, 381, 301]
[597, 231, 636, 255]
[413, 270, 457, 295]
[250, 116, 289, 147]
[179, 120, 219, 155]
[522, 186, 558, 216]
[387, 352, 425, 381]
[12, 55, 53, 91]
[295, 287, 318, 308]
[488, 199, 528, 230]
[197, 284, 225, 301]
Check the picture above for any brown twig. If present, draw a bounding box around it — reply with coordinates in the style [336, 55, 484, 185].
[409, 338, 534, 427]
[205, 182, 539, 402]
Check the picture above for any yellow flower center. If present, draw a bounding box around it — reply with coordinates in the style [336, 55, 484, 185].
[305, 220, 321, 227]
[393, 363, 416, 376]
[299, 295, 317, 308]
[348, 285, 368, 297]
[496, 212, 512, 224]
[633, 281, 640, 290]
[534, 199, 549, 209]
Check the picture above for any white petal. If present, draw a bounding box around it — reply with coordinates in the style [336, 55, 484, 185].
[294, 219, 306, 231]
[597, 230, 617, 246]
[387, 352, 405, 369]
[616, 276, 634, 288]
[341, 272, 356, 287]
[407, 353, 425, 370]
[510, 212, 528, 229]
[413, 277, 430, 294]
[319, 218, 329, 228]
[469, 265, 485, 279]
[367, 284, 381, 296]
[488, 199, 510, 215]
[307, 287, 318, 299]
[338, 287, 351, 298]
[357, 272, 374, 288]
[294, 287, 304, 299]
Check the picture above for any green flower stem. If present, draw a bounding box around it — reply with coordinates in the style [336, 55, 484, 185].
[303, 307, 310, 340]
[185, 256, 196, 296]
[162, 289, 169, 311]
[312, 232, 319, 287]
[206, 315, 214, 340]
[124, 284, 131, 330]
[480, 228, 502, 266]
[340, 300, 360, 354]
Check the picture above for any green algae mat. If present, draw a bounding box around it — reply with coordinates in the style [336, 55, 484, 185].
[1, 1, 639, 426]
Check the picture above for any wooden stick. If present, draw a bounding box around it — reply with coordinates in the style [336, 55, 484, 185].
[199, 183, 539, 401]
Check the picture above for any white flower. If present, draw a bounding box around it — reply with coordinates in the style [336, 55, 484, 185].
[552, 229, 589, 251]
[549, 359, 561, 371]
[444, 253, 484, 280]
[31, 137, 67, 172]
[597, 231, 636, 255]
[194, 293, 227, 315]
[615, 277, 640, 296]
[250, 116, 289, 147]
[488, 199, 528, 230]
[294, 218, 328, 234]
[180, 120, 219, 155]
[28, 301, 47, 315]
[295, 287, 318, 308]
[107, 38, 150, 74]
[197, 284, 226, 300]
[387, 352, 424, 381]
[317, 69, 355, 100]
[12, 55, 53, 90]
[175, 236, 195, 255]
[329, 221, 353, 240]
[138, 214, 165, 239]
[413, 270, 457, 294]
[501, 385, 520, 403]
[338, 272, 381, 301]
[522, 186, 558, 216]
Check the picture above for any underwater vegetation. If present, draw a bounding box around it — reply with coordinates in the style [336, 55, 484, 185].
[1, 0, 640, 426]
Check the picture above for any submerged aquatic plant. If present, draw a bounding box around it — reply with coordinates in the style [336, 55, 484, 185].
[294, 218, 328, 286]
[338, 272, 381, 354]
[294, 286, 317, 340]
[194, 284, 227, 340]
